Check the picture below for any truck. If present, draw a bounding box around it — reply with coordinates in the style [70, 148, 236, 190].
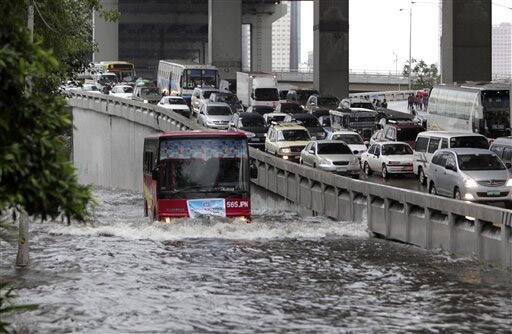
[236, 72, 279, 109]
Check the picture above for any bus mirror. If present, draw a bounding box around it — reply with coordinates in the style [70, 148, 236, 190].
[151, 168, 159, 180]
[250, 163, 258, 179]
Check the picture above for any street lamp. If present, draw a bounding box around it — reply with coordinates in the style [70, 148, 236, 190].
[399, 6, 413, 90]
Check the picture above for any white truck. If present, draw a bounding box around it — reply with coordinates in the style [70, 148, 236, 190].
[236, 72, 279, 109]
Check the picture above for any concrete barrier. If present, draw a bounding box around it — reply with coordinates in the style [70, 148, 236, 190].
[68, 92, 512, 269]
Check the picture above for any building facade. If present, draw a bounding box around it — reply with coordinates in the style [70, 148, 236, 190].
[492, 23, 512, 80]
[272, 1, 300, 71]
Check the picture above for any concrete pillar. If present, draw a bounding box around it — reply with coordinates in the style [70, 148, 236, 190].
[290, 1, 301, 71]
[93, 0, 118, 62]
[208, 0, 242, 80]
[440, 0, 492, 83]
[243, 4, 287, 72]
[313, 0, 349, 98]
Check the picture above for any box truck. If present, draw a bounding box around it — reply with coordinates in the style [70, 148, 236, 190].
[236, 72, 279, 109]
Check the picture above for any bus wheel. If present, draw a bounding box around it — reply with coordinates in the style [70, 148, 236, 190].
[418, 168, 426, 186]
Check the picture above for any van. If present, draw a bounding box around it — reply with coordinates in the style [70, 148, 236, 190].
[413, 131, 489, 185]
[490, 137, 512, 171]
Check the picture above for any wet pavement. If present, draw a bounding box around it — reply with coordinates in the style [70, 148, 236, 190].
[1, 188, 511, 333]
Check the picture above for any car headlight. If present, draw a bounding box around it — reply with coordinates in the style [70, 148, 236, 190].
[349, 157, 359, 165]
[318, 157, 332, 165]
[280, 148, 291, 154]
[465, 179, 478, 188]
[506, 179, 512, 187]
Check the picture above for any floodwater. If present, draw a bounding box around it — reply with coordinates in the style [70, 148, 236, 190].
[1, 188, 511, 333]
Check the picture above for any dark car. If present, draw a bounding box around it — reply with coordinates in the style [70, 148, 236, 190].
[209, 91, 244, 114]
[246, 105, 274, 116]
[312, 109, 332, 128]
[284, 113, 326, 140]
[286, 89, 319, 107]
[275, 102, 304, 115]
[229, 112, 268, 148]
[305, 95, 340, 113]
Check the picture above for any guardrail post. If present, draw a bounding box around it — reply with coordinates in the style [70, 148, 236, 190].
[448, 213, 456, 254]
[295, 173, 300, 203]
[336, 187, 341, 221]
[384, 198, 391, 238]
[321, 183, 326, 215]
[425, 207, 432, 249]
[284, 171, 289, 200]
[501, 224, 511, 268]
[474, 219, 483, 260]
[349, 191, 355, 222]
[404, 202, 411, 243]
[366, 194, 372, 230]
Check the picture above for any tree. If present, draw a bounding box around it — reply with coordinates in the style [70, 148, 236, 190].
[402, 58, 441, 90]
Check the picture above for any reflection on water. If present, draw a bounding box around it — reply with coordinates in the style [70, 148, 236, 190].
[1, 188, 511, 333]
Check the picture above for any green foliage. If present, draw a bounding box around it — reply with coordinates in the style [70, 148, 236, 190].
[0, 1, 92, 222]
[402, 58, 441, 89]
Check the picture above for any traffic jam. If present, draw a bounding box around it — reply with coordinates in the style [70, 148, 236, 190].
[69, 61, 512, 210]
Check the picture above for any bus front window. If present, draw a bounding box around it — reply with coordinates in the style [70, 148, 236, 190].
[187, 69, 219, 89]
[482, 90, 510, 137]
[158, 139, 248, 198]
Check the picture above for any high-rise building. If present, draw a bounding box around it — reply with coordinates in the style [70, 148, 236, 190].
[272, 1, 301, 71]
[492, 23, 512, 79]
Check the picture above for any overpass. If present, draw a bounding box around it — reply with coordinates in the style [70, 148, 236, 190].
[95, 0, 493, 98]
[68, 92, 512, 269]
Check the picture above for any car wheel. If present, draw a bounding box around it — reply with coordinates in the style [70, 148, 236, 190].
[381, 165, 389, 179]
[418, 167, 426, 185]
[454, 188, 461, 200]
[364, 162, 372, 176]
[429, 182, 437, 195]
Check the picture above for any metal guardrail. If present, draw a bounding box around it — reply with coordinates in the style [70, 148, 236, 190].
[68, 91, 511, 268]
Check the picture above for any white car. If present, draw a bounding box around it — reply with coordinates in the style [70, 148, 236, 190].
[197, 102, 233, 129]
[300, 140, 360, 178]
[81, 83, 102, 94]
[326, 130, 367, 159]
[361, 142, 414, 179]
[157, 96, 191, 118]
[109, 85, 133, 99]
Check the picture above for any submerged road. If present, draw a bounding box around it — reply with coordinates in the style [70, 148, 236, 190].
[1, 188, 511, 333]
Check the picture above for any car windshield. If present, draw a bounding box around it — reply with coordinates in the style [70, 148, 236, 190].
[202, 91, 217, 99]
[317, 143, 352, 155]
[450, 136, 489, 149]
[215, 94, 237, 103]
[351, 102, 374, 110]
[279, 130, 310, 141]
[158, 138, 248, 196]
[141, 87, 159, 95]
[382, 144, 413, 155]
[280, 103, 303, 114]
[207, 106, 232, 116]
[457, 154, 505, 171]
[317, 98, 339, 109]
[241, 117, 264, 127]
[396, 128, 424, 141]
[296, 117, 320, 128]
[167, 98, 186, 105]
[255, 88, 278, 101]
[252, 106, 274, 115]
[267, 115, 286, 123]
[332, 134, 364, 144]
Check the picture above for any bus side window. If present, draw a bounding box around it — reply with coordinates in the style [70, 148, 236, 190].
[415, 137, 428, 153]
[441, 138, 449, 149]
[428, 137, 440, 153]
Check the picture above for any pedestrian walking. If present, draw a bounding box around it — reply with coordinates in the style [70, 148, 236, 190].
[407, 93, 414, 110]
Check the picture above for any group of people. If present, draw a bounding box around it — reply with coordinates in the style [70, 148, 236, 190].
[407, 91, 429, 112]
[373, 98, 388, 109]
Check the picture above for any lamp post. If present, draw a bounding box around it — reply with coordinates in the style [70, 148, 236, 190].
[399, 6, 413, 90]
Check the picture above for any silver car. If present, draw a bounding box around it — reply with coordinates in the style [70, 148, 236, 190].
[198, 102, 233, 129]
[428, 148, 512, 205]
[300, 140, 360, 178]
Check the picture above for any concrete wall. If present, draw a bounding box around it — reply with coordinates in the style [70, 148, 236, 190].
[68, 92, 512, 269]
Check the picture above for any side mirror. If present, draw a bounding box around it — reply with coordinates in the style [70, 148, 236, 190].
[506, 162, 512, 169]
[250, 163, 258, 179]
[151, 168, 158, 180]
[445, 163, 456, 171]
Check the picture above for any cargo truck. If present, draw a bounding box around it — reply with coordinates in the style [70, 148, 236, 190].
[236, 72, 279, 109]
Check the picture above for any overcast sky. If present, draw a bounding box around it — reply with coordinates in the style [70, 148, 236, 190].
[300, 0, 512, 72]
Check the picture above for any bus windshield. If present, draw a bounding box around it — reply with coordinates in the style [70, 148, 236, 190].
[186, 69, 218, 89]
[482, 90, 510, 137]
[158, 138, 248, 195]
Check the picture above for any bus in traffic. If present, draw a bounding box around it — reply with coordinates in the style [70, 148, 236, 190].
[427, 83, 510, 138]
[97, 61, 135, 82]
[143, 131, 256, 221]
[157, 60, 220, 105]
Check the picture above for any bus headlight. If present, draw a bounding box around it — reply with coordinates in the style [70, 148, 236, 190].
[465, 179, 478, 188]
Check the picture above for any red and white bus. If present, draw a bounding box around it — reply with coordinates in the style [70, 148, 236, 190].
[143, 131, 256, 222]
